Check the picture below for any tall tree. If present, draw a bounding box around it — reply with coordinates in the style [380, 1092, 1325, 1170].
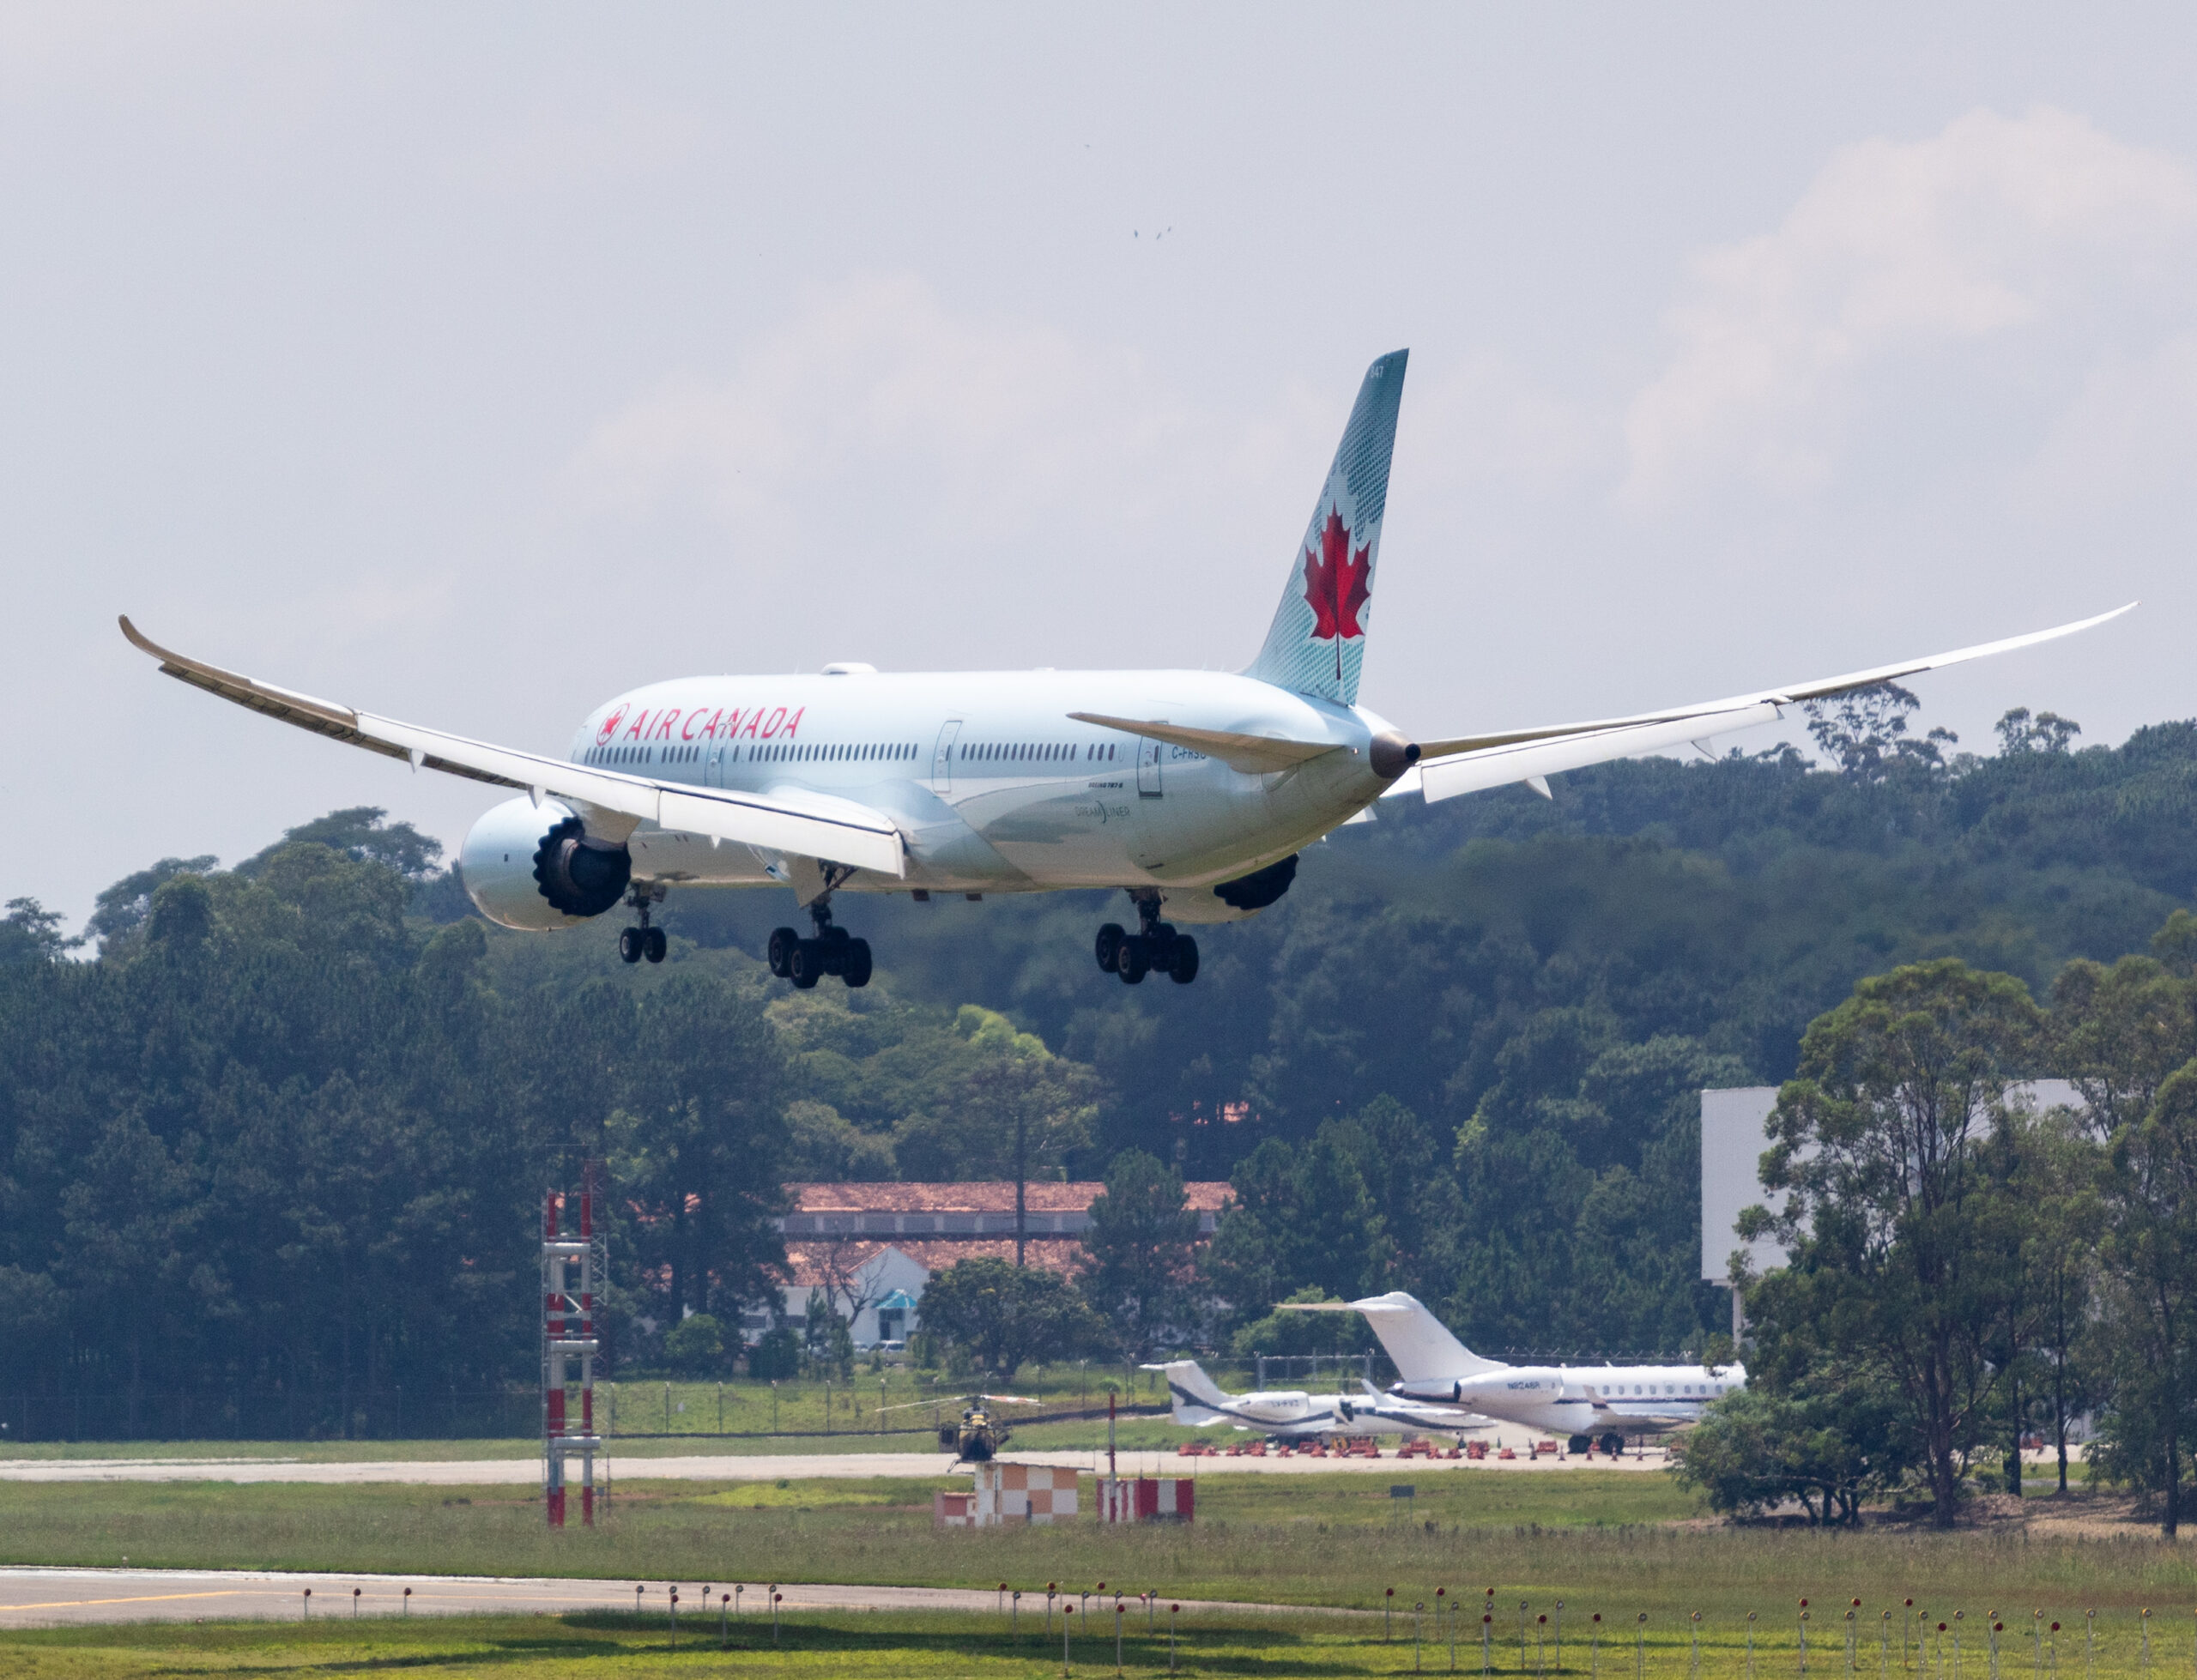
[1757, 958, 2042, 1526]
[608, 967, 790, 1322]
[2097, 1063, 2197, 1535]
[954, 1052, 1098, 1265]
[1079, 1149, 1198, 1361]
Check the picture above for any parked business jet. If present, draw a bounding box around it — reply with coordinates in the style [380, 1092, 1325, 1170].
[1286, 1293, 1744, 1455]
[120, 349, 2129, 988]
[1144, 1358, 1483, 1440]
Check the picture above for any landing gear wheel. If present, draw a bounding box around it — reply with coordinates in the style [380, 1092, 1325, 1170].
[843, 938, 873, 988]
[788, 940, 825, 989]
[767, 927, 799, 978]
[1168, 934, 1199, 984]
[618, 928, 644, 964]
[1599, 1433, 1625, 1458]
[1568, 1434, 1592, 1455]
[1095, 922, 1125, 974]
[643, 926, 668, 964]
[1117, 936, 1149, 984]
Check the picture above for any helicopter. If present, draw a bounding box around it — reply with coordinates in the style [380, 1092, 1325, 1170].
[881, 1391, 1043, 1462]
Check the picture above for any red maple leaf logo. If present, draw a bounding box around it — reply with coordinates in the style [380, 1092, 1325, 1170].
[596, 705, 627, 746]
[1302, 508, 1371, 641]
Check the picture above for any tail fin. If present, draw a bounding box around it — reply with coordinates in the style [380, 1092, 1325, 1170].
[1245, 349, 1408, 706]
[1346, 1291, 1505, 1384]
[1152, 1358, 1232, 1423]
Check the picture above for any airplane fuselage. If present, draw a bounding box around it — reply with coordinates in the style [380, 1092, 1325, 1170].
[566, 669, 1399, 901]
[1392, 1362, 1747, 1438]
[1184, 1387, 1478, 1439]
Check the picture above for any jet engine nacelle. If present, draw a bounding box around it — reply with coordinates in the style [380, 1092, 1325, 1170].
[459, 796, 632, 930]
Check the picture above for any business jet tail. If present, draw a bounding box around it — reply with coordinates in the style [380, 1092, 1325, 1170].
[1280, 1290, 1507, 1385]
[1245, 349, 1408, 708]
[1144, 1358, 1234, 1424]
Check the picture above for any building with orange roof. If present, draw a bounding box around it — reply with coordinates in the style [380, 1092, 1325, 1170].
[764, 1180, 1232, 1345]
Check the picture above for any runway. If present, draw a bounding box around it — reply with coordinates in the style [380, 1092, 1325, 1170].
[0, 1565, 1329, 1629]
[0, 1445, 1667, 1484]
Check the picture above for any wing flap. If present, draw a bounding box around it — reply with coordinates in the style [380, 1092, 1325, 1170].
[120, 617, 907, 878]
[1068, 710, 1343, 774]
[1419, 705, 1780, 803]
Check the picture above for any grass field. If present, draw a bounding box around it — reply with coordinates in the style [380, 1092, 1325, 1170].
[7, 1467, 2196, 1677]
[5, 1599, 2197, 1680]
[2, 1470, 2188, 1617]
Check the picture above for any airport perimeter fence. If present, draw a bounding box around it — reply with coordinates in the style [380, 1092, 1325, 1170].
[1, 1348, 1711, 1444]
[0, 1381, 1177, 1446]
[0, 1386, 542, 1445]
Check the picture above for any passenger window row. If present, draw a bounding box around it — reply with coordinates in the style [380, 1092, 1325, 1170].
[958, 741, 1118, 764]
[582, 741, 917, 768]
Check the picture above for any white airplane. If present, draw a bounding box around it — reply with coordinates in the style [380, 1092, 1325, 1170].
[1286, 1292, 1745, 1455]
[119, 349, 2131, 987]
[1143, 1358, 1483, 1440]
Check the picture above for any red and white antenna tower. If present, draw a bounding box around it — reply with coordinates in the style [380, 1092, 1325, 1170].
[542, 1160, 606, 1527]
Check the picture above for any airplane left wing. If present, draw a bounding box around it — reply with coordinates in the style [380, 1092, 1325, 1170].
[118, 617, 908, 878]
[1407, 603, 2133, 804]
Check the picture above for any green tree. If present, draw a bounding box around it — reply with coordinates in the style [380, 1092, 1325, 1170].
[236, 807, 444, 879]
[664, 1312, 729, 1375]
[84, 855, 218, 950]
[2051, 952, 2196, 1140]
[1755, 958, 2042, 1526]
[917, 1256, 1091, 1378]
[1228, 1286, 1366, 1360]
[0, 898, 82, 964]
[947, 1044, 1098, 1265]
[2095, 1064, 2197, 1534]
[1327, 1096, 1462, 1300]
[1201, 1131, 1379, 1322]
[607, 968, 790, 1323]
[1675, 1376, 1908, 1524]
[1078, 1149, 1199, 1361]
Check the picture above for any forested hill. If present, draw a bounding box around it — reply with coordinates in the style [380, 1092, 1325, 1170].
[669, 706, 2197, 1171]
[1, 700, 2191, 1417]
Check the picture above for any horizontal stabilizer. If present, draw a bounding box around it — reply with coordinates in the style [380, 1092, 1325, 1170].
[118, 617, 908, 878]
[1068, 712, 1345, 774]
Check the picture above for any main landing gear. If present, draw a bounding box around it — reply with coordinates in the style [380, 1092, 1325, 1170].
[617, 886, 667, 964]
[767, 899, 873, 990]
[1094, 894, 1199, 986]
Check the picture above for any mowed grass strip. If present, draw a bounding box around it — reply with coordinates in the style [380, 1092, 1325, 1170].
[2, 1604, 2195, 1680]
[4, 1472, 2195, 1617]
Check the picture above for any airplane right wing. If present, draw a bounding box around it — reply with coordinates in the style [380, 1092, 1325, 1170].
[1405, 603, 2134, 805]
[119, 617, 907, 877]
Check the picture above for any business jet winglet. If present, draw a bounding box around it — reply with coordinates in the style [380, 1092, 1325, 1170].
[121, 347, 2132, 987]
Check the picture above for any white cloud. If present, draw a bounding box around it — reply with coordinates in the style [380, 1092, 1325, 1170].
[565, 275, 1220, 553]
[1623, 107, 2197, 505]
[2025, 333, 2197, 506]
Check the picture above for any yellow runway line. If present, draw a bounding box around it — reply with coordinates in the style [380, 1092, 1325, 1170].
[0, 1591, 250, 1613]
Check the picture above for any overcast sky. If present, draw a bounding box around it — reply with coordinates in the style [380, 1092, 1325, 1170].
[9, 5, 2197, 928]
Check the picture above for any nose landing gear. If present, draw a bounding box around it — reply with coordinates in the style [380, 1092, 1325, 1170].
[1095, 894, 1198, 985]
[766, 899, 872, 989]
[617, 887, 668, 964]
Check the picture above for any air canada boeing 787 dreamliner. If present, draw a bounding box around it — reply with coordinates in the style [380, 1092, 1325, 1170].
[123, 350, 2130, 988]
